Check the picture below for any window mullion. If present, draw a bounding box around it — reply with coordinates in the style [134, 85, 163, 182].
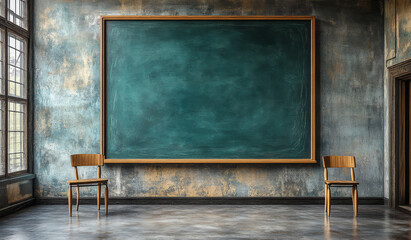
[0, 27, 4, 177]
[4, 26, 7, 177]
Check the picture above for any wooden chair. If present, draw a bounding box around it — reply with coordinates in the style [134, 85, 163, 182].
[67, 154, 108, 216]
[323, 156, 359, 216]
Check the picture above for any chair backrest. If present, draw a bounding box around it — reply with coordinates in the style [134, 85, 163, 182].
[70, 154, 104, 180]
[323, 156, 355, 168]
[71, 154, 103, 167]
[323, 156, 356, 181]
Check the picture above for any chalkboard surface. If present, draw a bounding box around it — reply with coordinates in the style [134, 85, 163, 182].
[102, 17, 315, 163]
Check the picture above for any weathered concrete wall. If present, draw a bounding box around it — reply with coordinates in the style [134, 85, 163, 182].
[33, 0, 384, 198]
[384, 0, 411, 199]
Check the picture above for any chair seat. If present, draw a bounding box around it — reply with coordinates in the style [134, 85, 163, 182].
[67, 178, 108, 185]
[325, 180, 359, 185]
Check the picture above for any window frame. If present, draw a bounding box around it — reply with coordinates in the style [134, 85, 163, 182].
[0, 0, 29, 178]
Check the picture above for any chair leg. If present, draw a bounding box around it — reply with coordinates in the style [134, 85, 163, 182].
[354, 186, 358, 217]
[105, 185, 109, 215]
[352, 186, 355, 212]
[76, 186, 79, 211]
[68, 186, 72, 217]
[327, 186, 331, 216]
[98, 184, 101, 210]
[324, 184, 328, 213]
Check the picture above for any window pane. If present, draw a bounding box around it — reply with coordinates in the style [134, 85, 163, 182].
[7, 0, 27, 29]
[0, 101, 4, 176]
[8, 101, 25, 173]
[8, 33, 26, 99]
[0, 29, 4, 95]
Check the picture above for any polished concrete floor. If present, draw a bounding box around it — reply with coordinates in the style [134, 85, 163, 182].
[0, 205, 410, 239]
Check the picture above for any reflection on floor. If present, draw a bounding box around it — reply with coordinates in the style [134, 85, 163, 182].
[0, 205, 410, 239]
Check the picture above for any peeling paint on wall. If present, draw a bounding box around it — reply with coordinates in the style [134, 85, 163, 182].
[34, 0, 384, 198]
[397, 0, 411, 60]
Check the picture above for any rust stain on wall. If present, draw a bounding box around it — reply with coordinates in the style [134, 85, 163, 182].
[38, 8, 60, 44]
[60, 54, 93, 93]
[118, 0, 143, 12]
[139, 166, 235, 197]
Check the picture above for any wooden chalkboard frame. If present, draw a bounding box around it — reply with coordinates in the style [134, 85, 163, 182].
[101, 16, 316, 164]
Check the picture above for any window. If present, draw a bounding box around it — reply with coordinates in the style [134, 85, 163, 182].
[7, 0, 27, 29]
[8, 101, 25, 172]
[0, 0, 29, 178]
[8, 33, 26, 98]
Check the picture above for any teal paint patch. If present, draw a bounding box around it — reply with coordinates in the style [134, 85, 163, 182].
[105, 20, 311, 159]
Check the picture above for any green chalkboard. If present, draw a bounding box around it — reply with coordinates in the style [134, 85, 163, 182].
[102, 17, 315, 163]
